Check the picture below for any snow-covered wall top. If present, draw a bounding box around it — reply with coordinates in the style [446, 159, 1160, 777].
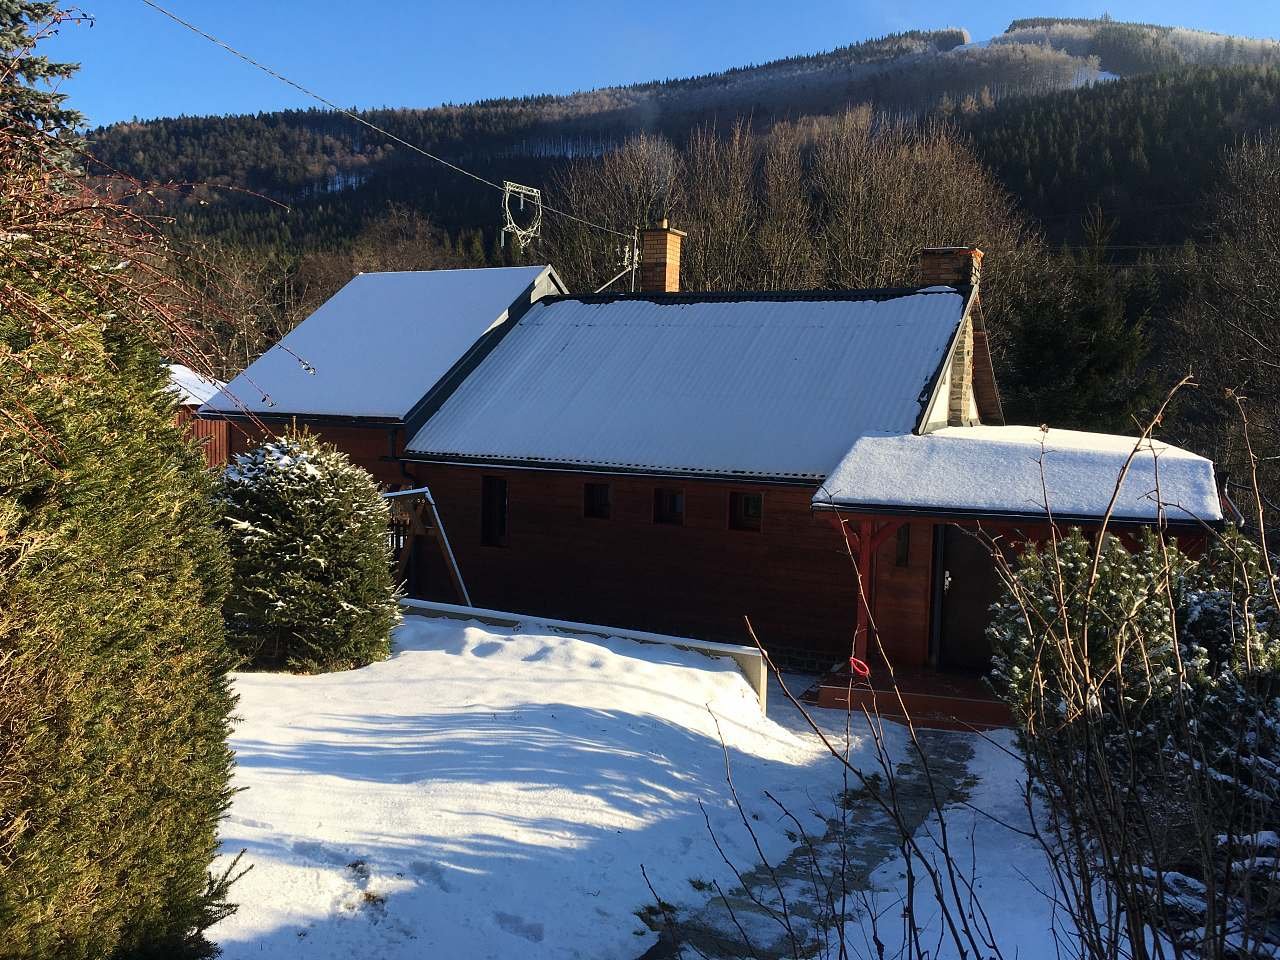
[167, 363, 225, 406]
[815, 425, 1222, 523]
[203, 266, 554, 420]
[406, 289, 965, 480]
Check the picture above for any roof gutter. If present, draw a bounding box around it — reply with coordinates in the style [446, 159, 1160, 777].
[197, 410, 403, 428]
[396, 452, 823, 487]
[809, 497, 1222, 530]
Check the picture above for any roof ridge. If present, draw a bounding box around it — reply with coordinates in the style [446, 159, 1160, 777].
[540, 285, 960, 306]
[353, 265, 550, 277]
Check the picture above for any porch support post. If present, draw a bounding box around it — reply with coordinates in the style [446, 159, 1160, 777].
[854, 518, 874, 661]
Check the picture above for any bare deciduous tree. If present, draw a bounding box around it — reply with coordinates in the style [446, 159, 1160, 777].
[545, 109, 1044, 362]
[1171, 132, 1280, 512]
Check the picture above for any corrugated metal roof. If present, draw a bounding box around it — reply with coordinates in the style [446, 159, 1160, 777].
[202, 266, 554, 421]
[814, 426, 1222, 522]
[405, 289, 966, 480]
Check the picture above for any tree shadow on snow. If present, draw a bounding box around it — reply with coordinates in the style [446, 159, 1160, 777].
[217, 701, 830, 959]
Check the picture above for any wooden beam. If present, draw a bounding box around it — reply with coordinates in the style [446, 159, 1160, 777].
[822, 513, 902, 664]
[868, 518, 904, 553]
[853, 519, 874, 661]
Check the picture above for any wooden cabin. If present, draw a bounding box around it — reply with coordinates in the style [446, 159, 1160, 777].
[199, 238, 1224, 724]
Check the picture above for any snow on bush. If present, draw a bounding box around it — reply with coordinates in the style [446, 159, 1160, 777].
[988, 527, 1280, 956]
[217, 430, 400, 672]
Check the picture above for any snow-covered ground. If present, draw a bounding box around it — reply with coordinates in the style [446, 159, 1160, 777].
[212, 615, 1055, 959]
[864, 731, 1055, 958]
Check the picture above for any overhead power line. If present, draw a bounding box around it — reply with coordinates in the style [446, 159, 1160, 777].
[136, 0, 634, 242]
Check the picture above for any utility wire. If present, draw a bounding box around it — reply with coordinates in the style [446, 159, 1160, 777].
[137, 0, 634, 241]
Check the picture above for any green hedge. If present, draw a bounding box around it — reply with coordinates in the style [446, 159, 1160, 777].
[1, 336, 238, 958]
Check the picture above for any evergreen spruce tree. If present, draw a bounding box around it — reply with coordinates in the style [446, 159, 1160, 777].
[1002, 208, 1157, 431]
[0, 1, 82, 129]
[0, 7, 238, 956]
[988, 526, 1280, 947]
[217, 431, 401, 673]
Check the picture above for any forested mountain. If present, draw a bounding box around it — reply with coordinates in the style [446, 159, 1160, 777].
[1001, 17, 1280, 74]
[965, 66, 1280, 245]
[88, 17, 1280, 254]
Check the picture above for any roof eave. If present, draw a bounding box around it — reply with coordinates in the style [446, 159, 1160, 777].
[197, 409, 405, 428]
[398, 451, 824, 486]
[810, 498, 1221, 530]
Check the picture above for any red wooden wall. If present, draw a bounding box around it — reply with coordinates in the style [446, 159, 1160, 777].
[215, 419, 1211, 672]
[412, 464, 863, 665]
[222, 420, 943, 667]
[175, 407, 231, 468]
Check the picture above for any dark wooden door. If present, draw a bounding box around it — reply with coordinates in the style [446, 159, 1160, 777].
[939, 525, 1001, 671]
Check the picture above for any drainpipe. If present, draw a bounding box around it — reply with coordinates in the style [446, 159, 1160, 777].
[387, 426, 419, 487]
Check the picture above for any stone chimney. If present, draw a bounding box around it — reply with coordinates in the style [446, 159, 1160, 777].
[639, 219, 686, 293]
[919, 247, 984, 427]
[919, 246, 983, 291]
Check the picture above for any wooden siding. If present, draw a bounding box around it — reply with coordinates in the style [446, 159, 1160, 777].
[870, 520, 935, 667]
[275, 418, 1211, 675]
[226, 422, 409, 486]
[396, 464, 860, 665]
[175, 407, 231, 468]
[222, 421, 945, 667]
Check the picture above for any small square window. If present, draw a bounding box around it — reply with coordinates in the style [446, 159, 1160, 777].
[729, 491, 763, 531]
[653, 487, 684, 525]
[481, 476, 508, 547]
[584, 482, 611, 519]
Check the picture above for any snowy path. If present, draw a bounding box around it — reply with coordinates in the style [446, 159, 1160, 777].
[211, 616, 848, 959]
[646, 697, 1054, 959]
[648, 729, 979, 958]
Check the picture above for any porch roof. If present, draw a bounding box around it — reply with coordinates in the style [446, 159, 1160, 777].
[813, 425, 1223, 526]
[167, 363, 224, 407]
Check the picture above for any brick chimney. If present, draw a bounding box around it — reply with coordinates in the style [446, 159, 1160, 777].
[919, 246, 983, 291]
[639, 219, 685, 293]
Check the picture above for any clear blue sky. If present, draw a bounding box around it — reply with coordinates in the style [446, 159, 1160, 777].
[42, 1, 1280, 127]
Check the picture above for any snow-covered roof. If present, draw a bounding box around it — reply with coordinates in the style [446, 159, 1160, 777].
[202, 266, 559, 421]
[405, 288, 969, 480]
[814, 425, 1222, 524]
[167, 363, 225, 406]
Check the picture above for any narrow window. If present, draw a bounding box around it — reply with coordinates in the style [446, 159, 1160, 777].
[895, 523, 911, 567]
[583, 482, 611, 519]
[729, 491, 763, 532]
[653, 487, 684, 526]
[481, 476, 508, 547]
